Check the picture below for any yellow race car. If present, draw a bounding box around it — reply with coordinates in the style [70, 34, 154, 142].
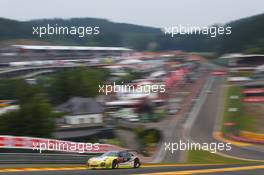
[87, 150, 141, 169]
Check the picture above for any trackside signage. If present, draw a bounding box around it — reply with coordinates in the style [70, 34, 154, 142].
[0, 135, 122, 153]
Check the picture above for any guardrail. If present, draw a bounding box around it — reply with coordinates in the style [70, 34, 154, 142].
[0, 65, 80, 76]
[0, 135, 123, 153]
[0, 153, 93, 164]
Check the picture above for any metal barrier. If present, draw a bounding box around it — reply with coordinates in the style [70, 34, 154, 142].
[0, 153, 94, 164]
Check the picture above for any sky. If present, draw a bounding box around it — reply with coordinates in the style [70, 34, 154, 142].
[1, 0, 264, 28]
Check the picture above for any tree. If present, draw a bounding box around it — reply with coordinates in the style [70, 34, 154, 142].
[0, 93, 59, 137]
[46, 68, 109, 104]
[0, 79, 19, 99]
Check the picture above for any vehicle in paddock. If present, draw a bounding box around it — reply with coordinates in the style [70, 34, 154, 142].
[87, 150, 141, 169]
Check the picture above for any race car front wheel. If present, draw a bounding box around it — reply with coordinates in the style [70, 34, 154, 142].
[112, 160, 118, 169]
[133, 158, 141, 168]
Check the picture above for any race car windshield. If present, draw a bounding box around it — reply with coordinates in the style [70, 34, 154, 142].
[101, 151, 118, 157]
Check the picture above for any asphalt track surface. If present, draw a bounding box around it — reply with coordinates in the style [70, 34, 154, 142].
[199, 169, 264, 175]
[0, 164, 263, 175]
[190, 76, 264, 161]
[160, 69, 210, 163]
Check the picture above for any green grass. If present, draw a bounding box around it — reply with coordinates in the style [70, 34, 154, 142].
[229, 71, 254, 78]
[239, 109, 257, 133]
[187, 150, 256, 164]
[222, 85, 243, 134]
[105, 138, 123, 147]
[222, 85, 257, 134]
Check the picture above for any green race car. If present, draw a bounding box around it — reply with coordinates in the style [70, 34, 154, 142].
[87, 150, 141, 169]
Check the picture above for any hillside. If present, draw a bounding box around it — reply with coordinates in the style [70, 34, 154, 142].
[0, 17, 162, 50]
[0, 14, 264, 53]
[218, 13, 264, 54]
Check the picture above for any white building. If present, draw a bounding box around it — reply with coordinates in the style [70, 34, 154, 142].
[64, 114, 102, 125]
[56, 97, 104, 125]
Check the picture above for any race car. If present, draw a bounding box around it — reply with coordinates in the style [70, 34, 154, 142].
[87, 150, 141, 169]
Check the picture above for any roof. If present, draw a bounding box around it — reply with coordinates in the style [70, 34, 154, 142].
[12, 45, 132, 51]
[220, 53, 264, 59]
[54, 128, 105, 139]
[56, 97, 104, 115]
[243, 81, 264, 87]
[105, 100, 140, 106]
[118, 59, 143, 64]
[227, 77, 252, 82]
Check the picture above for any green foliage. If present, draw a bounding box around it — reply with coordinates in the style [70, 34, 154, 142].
[1, 13, 264, 53]
[218, 13, 264, 54]
[0, 78, 19, 99]
[0, 78, 62, 137]
[105, 139, 123, 147]
[0, 17, 161, 50]
[16, 80, 43, 104]
[136, 128, 161, 155]
[0, 78, 42, 102]
[244, 39, 264, 54]
[0, 93, 60, 137]
[45, 68, 109, 104]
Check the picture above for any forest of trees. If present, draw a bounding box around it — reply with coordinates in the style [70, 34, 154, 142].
[1, 13, 264, 53]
